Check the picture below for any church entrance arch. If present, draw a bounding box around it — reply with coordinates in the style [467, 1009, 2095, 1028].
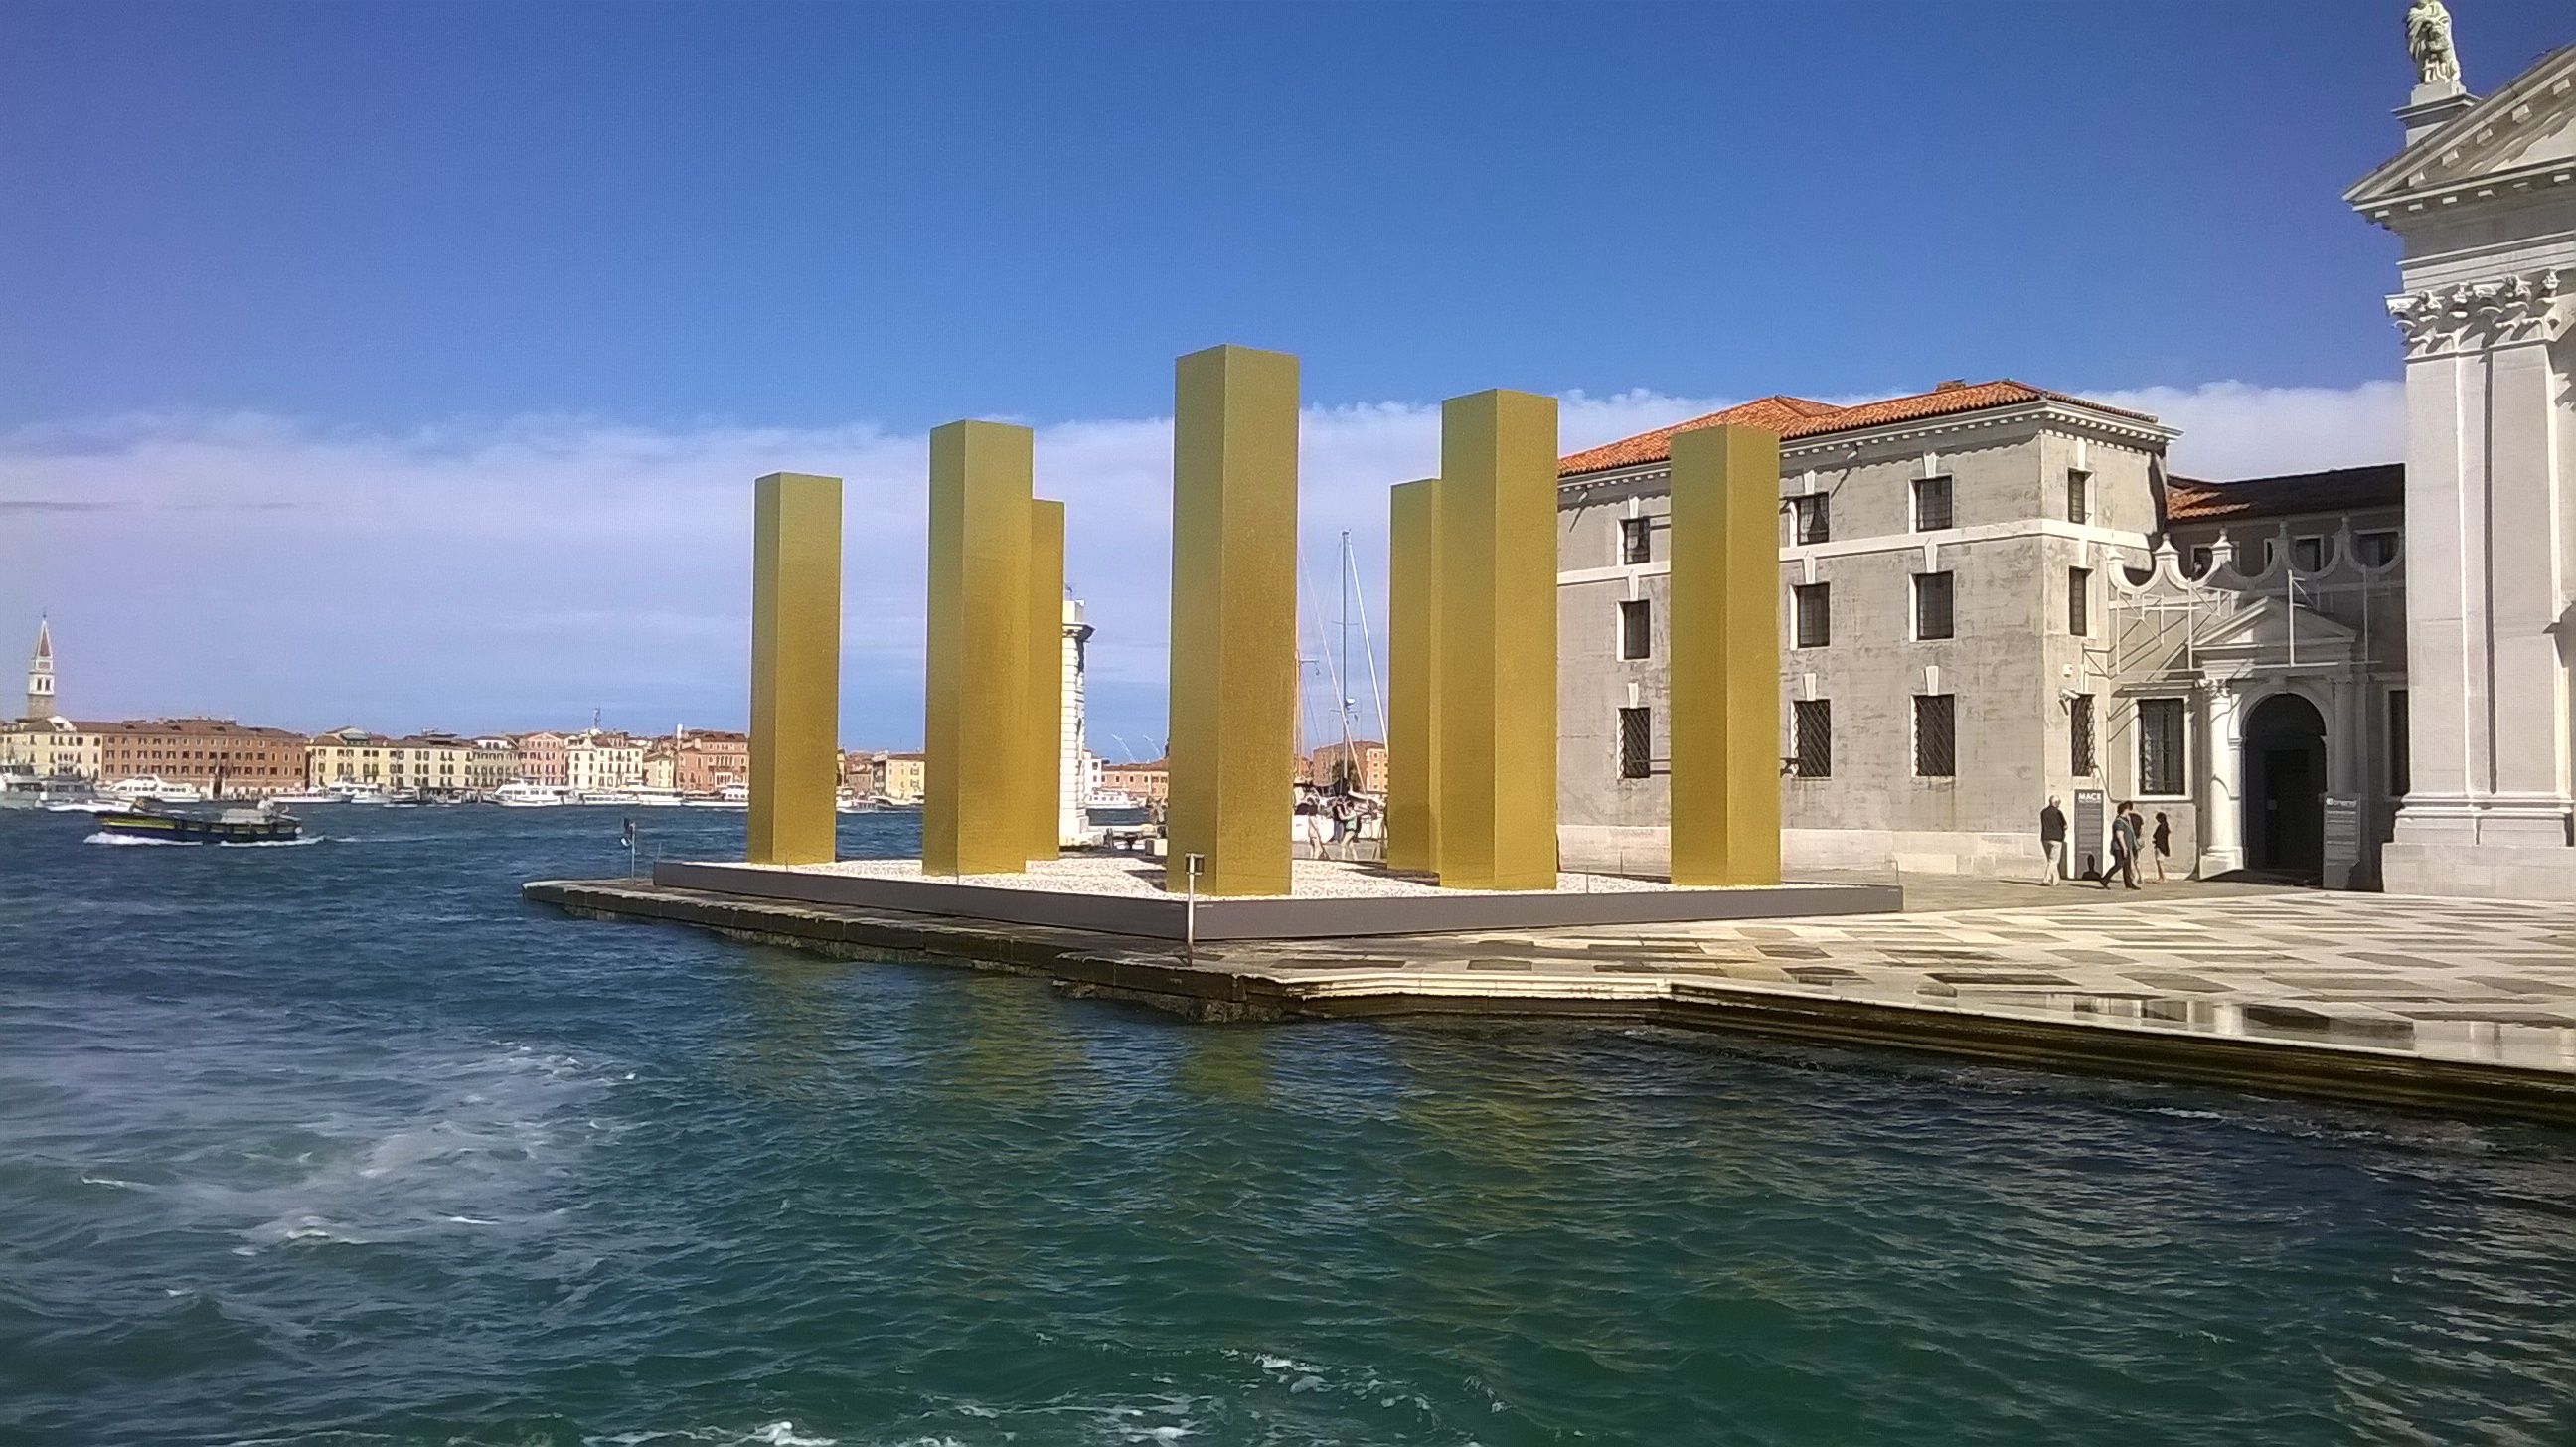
[2245, 692, 2328, 879]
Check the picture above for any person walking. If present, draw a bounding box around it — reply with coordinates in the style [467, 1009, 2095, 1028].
[2151, 811, 2173, 883]
[2100, 802, 2141, 890]
[2038, 796, 2067, 885]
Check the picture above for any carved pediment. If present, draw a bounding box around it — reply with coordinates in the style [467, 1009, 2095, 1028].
[2194, 596, 2358, 660]
[2347, 43, 2576, 217]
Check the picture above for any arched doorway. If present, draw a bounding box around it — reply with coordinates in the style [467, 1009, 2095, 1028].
[2244, 693, 2327, 879]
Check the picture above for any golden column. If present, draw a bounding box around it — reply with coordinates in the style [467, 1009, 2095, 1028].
[1436, 390, 1558, 890]
[1669, 424, 1783, 886]
[1025, 499, 1065, 862]
[924, 420, 1035, 875]
[1385, 477, 1443, 873]
[747, 471, 844, 866]
[1166, 344, 1299, 896]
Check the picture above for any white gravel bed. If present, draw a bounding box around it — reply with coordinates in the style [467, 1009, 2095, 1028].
[742, 854, 1818, 900]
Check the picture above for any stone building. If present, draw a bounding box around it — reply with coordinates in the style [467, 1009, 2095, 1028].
[306, 728, 478, 796]
[1553, 385, 2413, 884]
[513, 730, 570, 787]
[2345, 30, 2575, 900]
[564, 730, 645, 793]
[95, 718, 305, 798]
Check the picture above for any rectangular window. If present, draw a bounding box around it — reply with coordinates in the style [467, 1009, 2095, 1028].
[1913, 571, 1955, 640]
[2255, 538, 2277, 572]
[1793, 700, 1832, 778]
[1620, 517, 1650, 564]
[1618, 598, 1651, 660]
[2293, 535, 2326, 572]
[2358, 530, 2399, 567]
[1618, 707, 1652, 780]
[2139, 697, 2187, 795]
[2068, 566, 2090, 637]
[2187, 545, 2213, 578]
[2066, 470, 2090, 525]
[1913, 695, 1956, 777]
[1793, 583, 1831, 648]
[1913, 475, 1953, 532]
[2389, 690, 2410, 797]
[1791, 494, 1831, 545]
[2070, 694, 2097, 776]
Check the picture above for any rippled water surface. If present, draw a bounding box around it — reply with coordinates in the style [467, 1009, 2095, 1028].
[4, 806, 2574, 1446]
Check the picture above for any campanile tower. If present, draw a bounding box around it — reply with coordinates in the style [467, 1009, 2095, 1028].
[24, 617, 54, 722]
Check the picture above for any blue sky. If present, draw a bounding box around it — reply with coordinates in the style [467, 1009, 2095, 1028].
[4, 1, 2566, 749]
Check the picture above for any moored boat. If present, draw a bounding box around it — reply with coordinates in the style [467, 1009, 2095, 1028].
[493, 782, 570, 808]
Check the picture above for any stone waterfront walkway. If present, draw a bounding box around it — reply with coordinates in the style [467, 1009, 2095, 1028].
[528, 878, 2576, 1123]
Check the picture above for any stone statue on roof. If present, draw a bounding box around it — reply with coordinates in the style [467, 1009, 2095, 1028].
[2406, 0, 2463, 92]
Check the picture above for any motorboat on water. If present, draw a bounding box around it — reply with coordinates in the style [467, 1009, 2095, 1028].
[101, 775, 207, 805]
[0, 768, 101, 811]
[493, 782, 571, 808]
[684, 782, 750, 808]
[328, 782, 392, 805]
[95, 799, 302, 845]
[268, 786, 338, 805]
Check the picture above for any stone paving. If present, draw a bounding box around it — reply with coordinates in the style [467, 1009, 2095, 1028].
[1187, 888, 2576, 1074]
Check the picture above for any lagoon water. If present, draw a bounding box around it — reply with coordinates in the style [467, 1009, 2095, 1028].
[4, 804, 2573, 1446]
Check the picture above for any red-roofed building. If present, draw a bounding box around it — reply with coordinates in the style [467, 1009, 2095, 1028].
[1551, 375, 2415, 887]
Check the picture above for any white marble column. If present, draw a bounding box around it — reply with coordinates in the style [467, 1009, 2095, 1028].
[2198, 680, 2244, 877]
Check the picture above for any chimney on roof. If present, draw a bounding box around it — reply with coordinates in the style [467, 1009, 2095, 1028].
[1933, 379, 1968, 392]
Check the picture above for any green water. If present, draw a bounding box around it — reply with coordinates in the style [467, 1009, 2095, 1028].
[4, 806, 2572, 1445]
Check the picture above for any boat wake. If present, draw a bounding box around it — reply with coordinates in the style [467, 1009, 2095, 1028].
[83, 832, 325, 848]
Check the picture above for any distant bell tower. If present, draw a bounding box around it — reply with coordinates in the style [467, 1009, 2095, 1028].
[25, 616, 55, 722]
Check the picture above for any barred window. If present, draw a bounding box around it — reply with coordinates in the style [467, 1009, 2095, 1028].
[2066, 470, 2090, 525]
[2068, 566, 2090, 637]
[1618, 707, 1652, 780]
[1913, 695, 1955, 778]
[1792, 494, 1831, 545]
[1914, 571, 1955, 640]
[2139, 697, 2186, 795]
[1793, 700, 1832, 778]
[1618, 598, 1651, 660]
[1913, 475, 1953, 531]
[2070, 693, 2097, 776]
[1620, 517, 1650, 564]
[1793, 583, 1831, 648]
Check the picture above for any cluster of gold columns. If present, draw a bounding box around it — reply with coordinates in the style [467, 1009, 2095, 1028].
[743, 351, 1781, 895]
[747, 472, 844, 867]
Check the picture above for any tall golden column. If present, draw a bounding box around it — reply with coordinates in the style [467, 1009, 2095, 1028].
[1166, 344, 1299, 896]
[924, 420, 1035, 876]
[1025, 499, 1065, 862]
[747, 471, 843, 866]
[1436, 390, 1558, 890]
[1669, 424, 1783, 886]
[1385, 477, 1443, 873]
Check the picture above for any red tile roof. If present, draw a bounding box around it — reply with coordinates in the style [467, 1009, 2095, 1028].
[1558, 380, 2163, 477]
[2164, 464, 2403, 523]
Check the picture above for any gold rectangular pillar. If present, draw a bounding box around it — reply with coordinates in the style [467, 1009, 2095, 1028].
[1436, 390, 1558, 890]
[924, 420, 1033, 876]
[748, 471, 843, 866]
[1386, 477, 1443, 874]
[1166, 344, 1299, 896]
[1669, 424, 1782, 886]
[1025, 498, 1065, 862]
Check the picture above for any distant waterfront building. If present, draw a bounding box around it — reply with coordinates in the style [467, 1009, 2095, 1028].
[564, 730, 645, 792]
[94, 718, 305, 798]
[24, 617, 55, 723]
[467, 736, 521, 794]
[514, 731, 570, 787]
[0, 718, 103, 780]
[673, 727, 749, 795]
[1308, 739, 1387, 795]
[306, 728, 477, 796]
[1098, 758, 1169, 806]
[874, 751, 927, 805]
[1554, 383, 2413, 884]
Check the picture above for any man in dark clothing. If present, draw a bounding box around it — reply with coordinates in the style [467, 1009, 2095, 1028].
[2038, 797, 2067, 885]
[2101, 801, 2142, 889]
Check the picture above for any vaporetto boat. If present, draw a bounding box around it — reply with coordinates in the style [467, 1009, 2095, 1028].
[493, 782, 571, 808]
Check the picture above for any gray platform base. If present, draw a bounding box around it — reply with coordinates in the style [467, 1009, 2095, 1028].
[651, 861, 1901, 940]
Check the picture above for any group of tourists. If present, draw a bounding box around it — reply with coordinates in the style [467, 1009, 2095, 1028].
[2037, 796, 2171, 889]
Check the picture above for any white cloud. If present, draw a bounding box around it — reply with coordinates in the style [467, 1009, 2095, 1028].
[0, 380, 2398, 748]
